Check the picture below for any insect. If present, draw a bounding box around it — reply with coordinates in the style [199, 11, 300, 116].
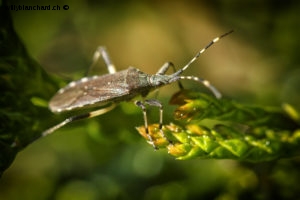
[42, 30, 233, 149]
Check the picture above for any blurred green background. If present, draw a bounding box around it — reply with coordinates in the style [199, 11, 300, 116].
[1, 0, 300, 199]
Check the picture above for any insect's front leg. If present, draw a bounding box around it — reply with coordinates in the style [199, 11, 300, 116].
[135, 100, 156, 149]
[85, 46, 117, 76]
[135, 99, 171, 149]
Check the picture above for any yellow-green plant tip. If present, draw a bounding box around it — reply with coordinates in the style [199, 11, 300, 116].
[191, 99, 209, 108]
[191, 136, 219, 153]
[219, 139, 249, 157]
[136, 126, 148, 140]
[254, 139, 275, 153]
[282, 103, 300, 123]
[165, 123, 183, 133]
[209, 146, 237, 159]
[30, 97, 48, 107]
[210, 129, 224, 140]
[176, 146, 206, 160]
[291, 129, 300, 142]
[171, 132, 190, 144]
[174, 99, 209, 121]
[186, 124, 208, 135]
[167, 143, 192, 157]
[136, 125, 169, 148]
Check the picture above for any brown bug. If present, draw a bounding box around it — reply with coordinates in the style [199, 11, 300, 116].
[42, 30, 233, 148]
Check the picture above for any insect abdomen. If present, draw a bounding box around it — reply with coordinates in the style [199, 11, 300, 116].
[49, 67, 150, 113]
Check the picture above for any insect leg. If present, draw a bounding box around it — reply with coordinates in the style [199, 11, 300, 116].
[144, 99, 164, 129]
[178, 76, 222, 98]
[135, 101, 157, 149]
[144, 99, 172, 144]
[85, 46, 117, 76]
[156, 62, 184, 89]
[136, 99, 171, 149]
[42, 104, 116, 137]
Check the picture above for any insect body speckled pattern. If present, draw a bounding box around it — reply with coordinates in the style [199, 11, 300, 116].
[43, 30, 233, 148]
[49, 68, 152, 113]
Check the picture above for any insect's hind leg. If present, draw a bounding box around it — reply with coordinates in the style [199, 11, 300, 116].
[42, 104, 116, 137]
[85, 46, 117, 76]
[157, 62, 184, 89]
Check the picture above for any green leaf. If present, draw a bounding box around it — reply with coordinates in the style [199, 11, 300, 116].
[0, 1, 59, 175]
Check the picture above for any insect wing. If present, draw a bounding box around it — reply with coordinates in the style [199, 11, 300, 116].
[49, 70, 131, 113]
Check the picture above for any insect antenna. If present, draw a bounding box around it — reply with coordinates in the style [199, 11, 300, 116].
[177, 75, 222, 98]
[172, 30, 233, 77]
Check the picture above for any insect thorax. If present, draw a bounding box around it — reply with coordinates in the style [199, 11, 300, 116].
[125, 67, 153, 97]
